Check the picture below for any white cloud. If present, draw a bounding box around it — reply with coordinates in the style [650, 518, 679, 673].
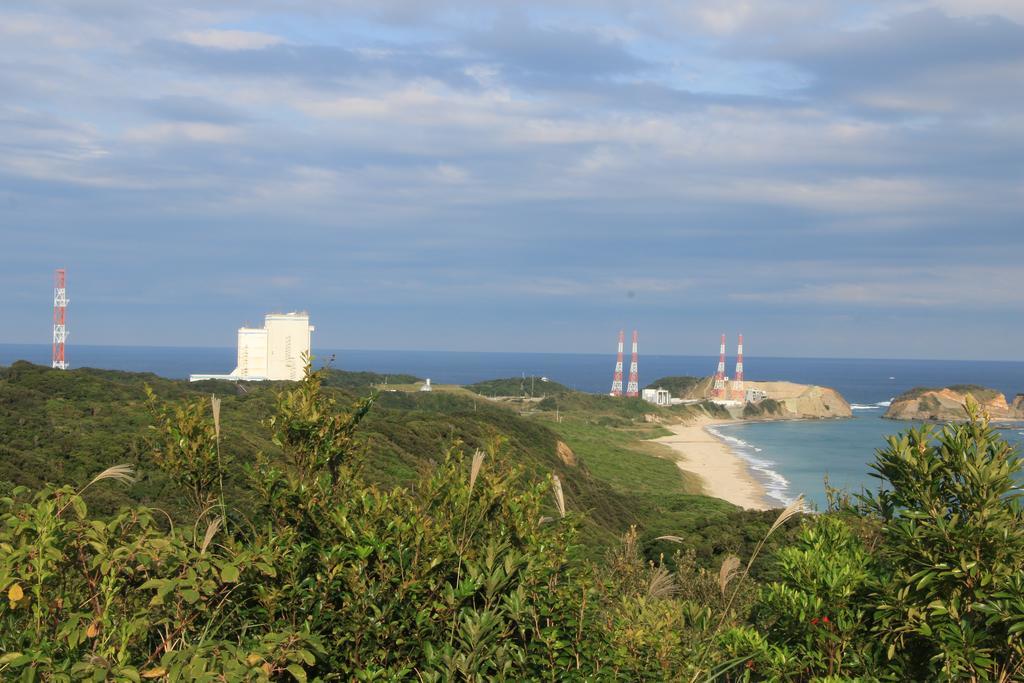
[121, 122, 240, 143]
[176, 28, 284, 50]
[731, 264, 1024, 309]
[433, 163, 469, 183]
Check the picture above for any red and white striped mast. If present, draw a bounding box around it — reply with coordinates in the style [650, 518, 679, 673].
[52, 268, 68, 370]
[732, 334, 744, 398]
[610, 330, 624, 396]
[712, 333, 726, 398]
[626, 330, 640, 397]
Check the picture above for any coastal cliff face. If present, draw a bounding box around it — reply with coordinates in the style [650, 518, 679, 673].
[884, 385, 1024, 421]
[743, 381, 852, 419]
[647, 375, 852, 420]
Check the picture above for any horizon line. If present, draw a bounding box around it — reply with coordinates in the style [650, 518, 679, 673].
[1, 341, 1023, 365]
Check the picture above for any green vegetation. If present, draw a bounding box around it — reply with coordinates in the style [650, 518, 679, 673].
[918, 393, 942, 419]
[742, 398, 783, 419]
[4, 366, 1023, 679]
[897, 384, 1002, 403]
[465, 376, 571, 398]
[646, 375, 706, 398]
[321, 369, 421, 389]
[0, 362, 759, 562]
[729, 397, 1024, 680]
[946, 384, 1003, 402]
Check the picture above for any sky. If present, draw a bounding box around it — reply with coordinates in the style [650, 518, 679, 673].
[1, 1, 1022, 360]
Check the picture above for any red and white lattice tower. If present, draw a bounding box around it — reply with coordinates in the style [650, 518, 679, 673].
[732, 334, 744, 399]
[609, 330, 625, 396]
[712, 333, 727, 398]
[52, 268, 68, 370]
[626, 330, 639, 397]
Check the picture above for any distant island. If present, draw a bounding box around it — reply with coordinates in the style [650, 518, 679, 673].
[884, 384, 1024, 422]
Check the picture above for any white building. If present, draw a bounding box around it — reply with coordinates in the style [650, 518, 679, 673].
[641, 387, 672, 406]
[745, 388, 768, 404]
[190, 311, 314, 382]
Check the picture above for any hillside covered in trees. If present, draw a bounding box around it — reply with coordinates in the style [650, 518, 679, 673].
[2, 363, 1023, 680]
[0, 362, 775, 563]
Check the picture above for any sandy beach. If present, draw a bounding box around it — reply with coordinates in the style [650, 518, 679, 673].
[653, 417, 773, 510]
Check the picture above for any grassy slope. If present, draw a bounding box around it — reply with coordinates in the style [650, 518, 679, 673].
[465, 377, 572, 398]
[0, 362, 785, 567]
[466, 380, 792, 570]
[645, 375, 706, 397]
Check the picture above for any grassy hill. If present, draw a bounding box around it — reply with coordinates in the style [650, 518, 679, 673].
[645, 375, 710, 399]
[0, 361, 785, 566]
[465, 376, 572, 398]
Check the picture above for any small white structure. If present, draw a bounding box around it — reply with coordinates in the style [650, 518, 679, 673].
[420, 378, 432, 392]
[190, 311, 315, 382]
[641, 387, 672, 406]
[746, 388, 768, 404]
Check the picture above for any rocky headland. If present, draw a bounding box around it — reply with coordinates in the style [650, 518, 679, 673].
[647, 376, 852, 420]
[884, 385, 1024, 422]
[741, 381, 852, 419]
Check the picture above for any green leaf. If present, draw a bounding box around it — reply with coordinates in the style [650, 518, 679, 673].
[71, 496, 87, 520]
[285, 664, 307, 682]
[220, 564, 240, 583]
[180, 589, 200, 604]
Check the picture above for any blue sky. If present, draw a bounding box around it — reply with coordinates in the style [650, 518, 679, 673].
[1, 0, 1022, 359]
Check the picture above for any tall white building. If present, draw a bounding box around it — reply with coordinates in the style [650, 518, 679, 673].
[190, 311, 314, 382]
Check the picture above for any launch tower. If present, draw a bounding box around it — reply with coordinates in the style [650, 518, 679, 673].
[52, 269, 68, 370]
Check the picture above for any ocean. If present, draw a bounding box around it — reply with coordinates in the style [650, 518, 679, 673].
[3, 343, 1022, 508]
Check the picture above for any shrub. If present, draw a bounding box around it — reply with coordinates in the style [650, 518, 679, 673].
[0, 366, 609, 680]
[859, 398, 1024, 680]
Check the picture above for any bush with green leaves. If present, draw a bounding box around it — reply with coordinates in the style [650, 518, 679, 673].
[861, 399, 1024, 680]
[0, 366, 621, 680]
[5, 367, 1024, 681]
[727, 515, 878, 679]
[738, 398, 1024, 682]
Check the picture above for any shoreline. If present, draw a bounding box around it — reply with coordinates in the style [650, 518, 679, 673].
[653, 416, 774, 511]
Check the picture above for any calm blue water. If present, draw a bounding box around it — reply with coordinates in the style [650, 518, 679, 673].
[3, 343, 1022, 507]
[712, 414, 1024, 509]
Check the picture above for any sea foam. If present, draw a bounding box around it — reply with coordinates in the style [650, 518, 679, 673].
[707, 426, 794, 507]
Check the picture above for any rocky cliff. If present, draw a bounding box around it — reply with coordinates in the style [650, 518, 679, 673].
[743, 381, 852, 419]
[646, 375, 851, 419]
[884, 385, 1024, 421]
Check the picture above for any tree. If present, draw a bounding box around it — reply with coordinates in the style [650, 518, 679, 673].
[862, 398, 1024, 680]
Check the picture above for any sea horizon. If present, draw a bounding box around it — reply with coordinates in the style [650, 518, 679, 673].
[2, 341, 1022, 365]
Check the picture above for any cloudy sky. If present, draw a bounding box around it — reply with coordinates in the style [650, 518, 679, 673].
[1, 1, 1022, 359]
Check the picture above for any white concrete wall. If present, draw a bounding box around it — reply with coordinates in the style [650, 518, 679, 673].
[265, 312, 314, 381]
[233, 327, 268, 379]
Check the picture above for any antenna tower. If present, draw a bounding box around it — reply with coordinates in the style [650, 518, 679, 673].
[52, 268, 68, 370]
[712, 333, 726, 398]
[626, 330, 639, 397]
[609, 330, 624, 396]
[732, 334, 744, 398]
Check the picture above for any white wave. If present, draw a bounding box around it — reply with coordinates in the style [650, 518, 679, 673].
[707, 426, 795, 506]
[850, 404, 881, 411]
[877, 400, 892, 407]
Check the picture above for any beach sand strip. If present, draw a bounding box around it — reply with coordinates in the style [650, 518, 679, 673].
[653, 417, 772, 511]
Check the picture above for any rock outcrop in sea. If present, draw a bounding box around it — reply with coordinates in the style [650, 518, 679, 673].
[884, 385, 1024, 421]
